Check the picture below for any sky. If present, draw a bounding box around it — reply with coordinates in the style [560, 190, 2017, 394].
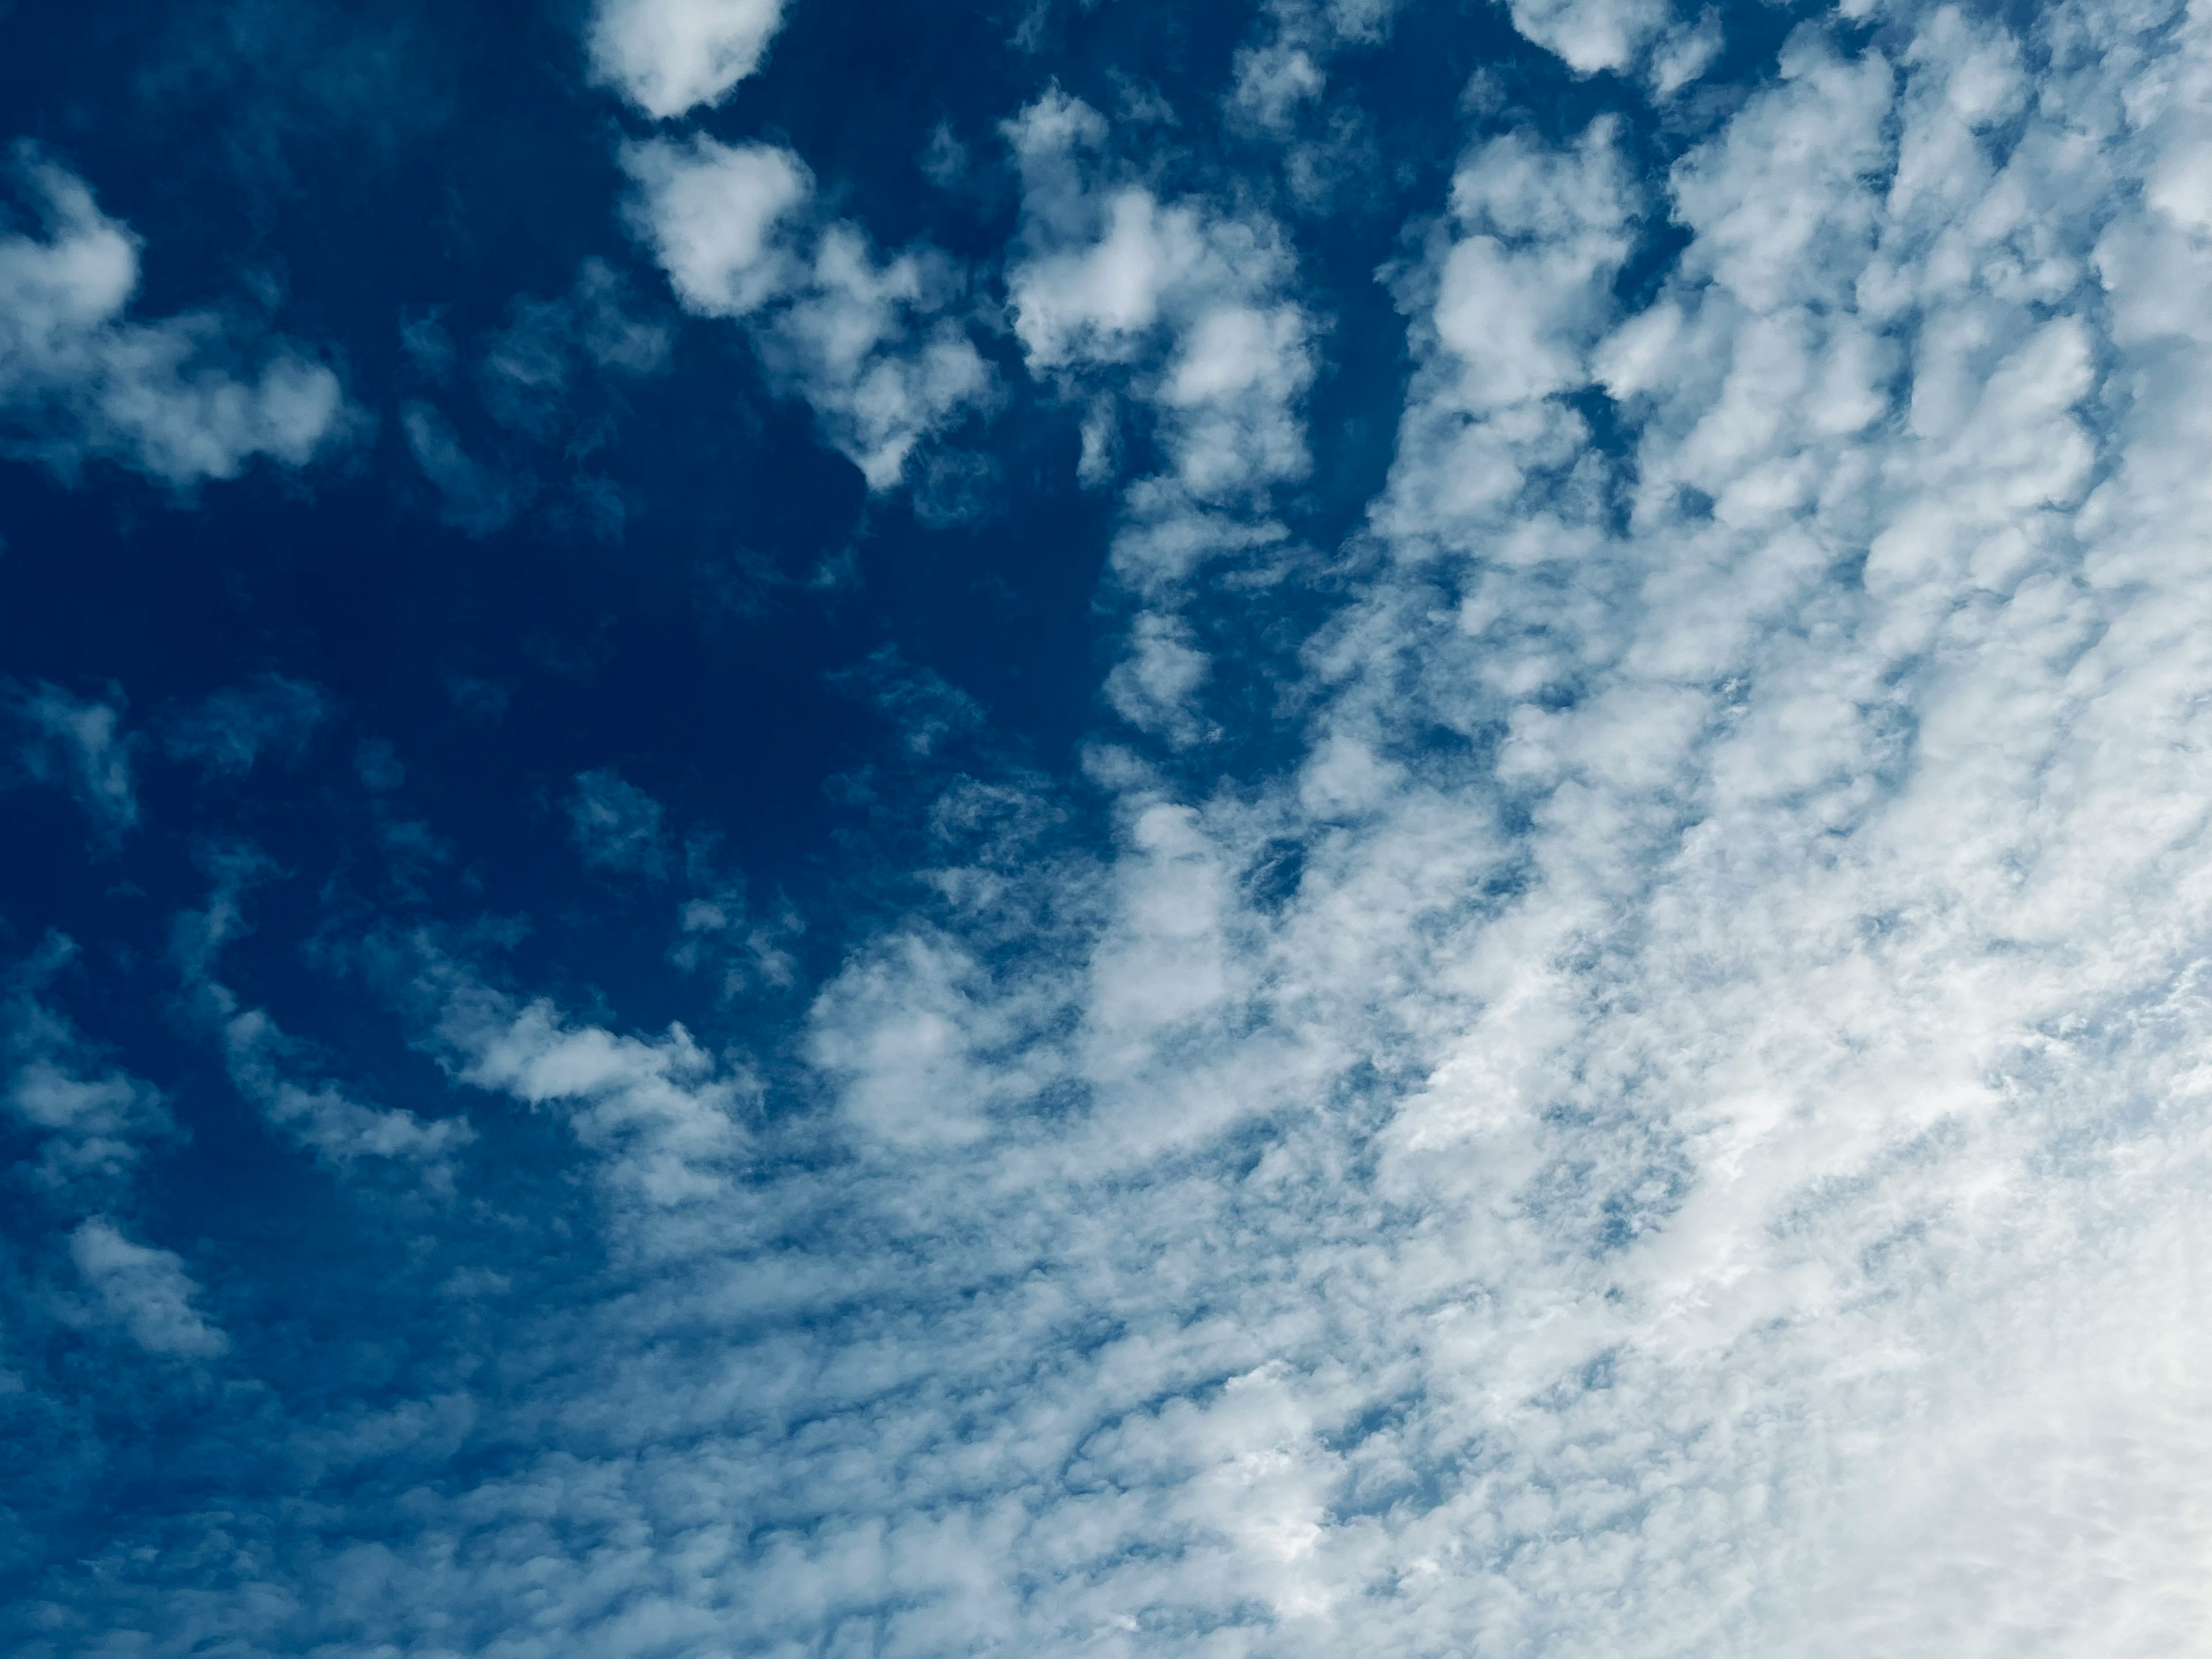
[2, 0, 2211, 1652]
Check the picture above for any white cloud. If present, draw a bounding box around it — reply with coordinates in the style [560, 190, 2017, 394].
[588, 0, 789, 120]
[437, 979, 753, 1224]
[758, 226, 994, 490]
[1502, 0, 1672, 75]
[624, 135, 994, 492]
[622, 135, 812, 317]
[69, 1218, 227, 1358]
[219, 1005, 474, 1180]
[175, 857, 475, 1183]
[34, 3, 2212, 1653]
[1002, 89, 1316, 751]
[1103, 611, 1216, 745]
[0, 147, 349, 486]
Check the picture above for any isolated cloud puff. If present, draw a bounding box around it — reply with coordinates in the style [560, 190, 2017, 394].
[0, 147, 349, 487]
[624, 135, 994, 493]
[588, 0, 789, 119]
[622, 136, 812, 316]
[69, 1218, 227, 1358]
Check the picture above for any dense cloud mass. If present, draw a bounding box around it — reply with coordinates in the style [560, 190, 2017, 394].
[5, 0, 2212, 1653]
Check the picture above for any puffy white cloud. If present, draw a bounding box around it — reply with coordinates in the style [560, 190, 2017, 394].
[1003, 89, 1317, 747]
[759, 226, 994, 490]
[1103, 611, 1216, 744]
[436, 978, 753, 1224]
[624, 137, 994, 493]
[69, 1218, 227, 1358]
[588, 0, 788, 120]
[0, 148, 349, 487]
[1005, 90, 1314, 520]
[621, 136, 812, 317]
[1503, 0, 1672, 74]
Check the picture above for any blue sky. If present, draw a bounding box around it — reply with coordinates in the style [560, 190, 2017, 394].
[5, 0, 2212, 1652]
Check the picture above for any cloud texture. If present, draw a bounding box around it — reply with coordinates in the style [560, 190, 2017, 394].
[590, 0, 790, 119]
[7, 0, 2212, 1653]
[0, 150, 347, 486]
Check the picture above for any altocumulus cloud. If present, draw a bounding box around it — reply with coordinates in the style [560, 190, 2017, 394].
[6, 0, 2212, 1653]
[0, 148, 350, 487]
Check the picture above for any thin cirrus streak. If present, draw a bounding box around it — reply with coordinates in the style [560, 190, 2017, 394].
[2, 0, 2211, 1653]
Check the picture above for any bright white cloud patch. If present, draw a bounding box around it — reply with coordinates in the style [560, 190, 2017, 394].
[622, 136, 812, 317]
[588, 0, 789, 119]
[1005, 88, 1315, 743]
[624, 135, 994, 493]
[0, 149, 347, 486]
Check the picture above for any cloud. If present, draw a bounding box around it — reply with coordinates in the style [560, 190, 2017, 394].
[434, 976, 754, 1226]
[1501, 0, 1672, 75]
[621, 136, 812, 317]
[623, 135, 995, 492]
[1003, 88, 1316, 748]
[10, 681, 138, 839]
[588, 0, 789, 120]
[569, 767, 673, 878]
[4, 939, 173, 1194]
[162, 674, 328, 778]
[173, 852, 475, 1182]
[25, 3, 2212, 1654]
[0, 146, 349, 486]
[68, 1218, 228, 1358]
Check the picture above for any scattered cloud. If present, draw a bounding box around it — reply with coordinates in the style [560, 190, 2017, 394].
[0, 145, 350, 486]
[10, 681, 139, 839]
[173, 849, 475, 1182]
[69, 1217, 228, 1358]
[588, 0, 789, 120]
[16, 2, 2212, 1654]
[623, 135, 996, 493]
[568, 767, 673, 879]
